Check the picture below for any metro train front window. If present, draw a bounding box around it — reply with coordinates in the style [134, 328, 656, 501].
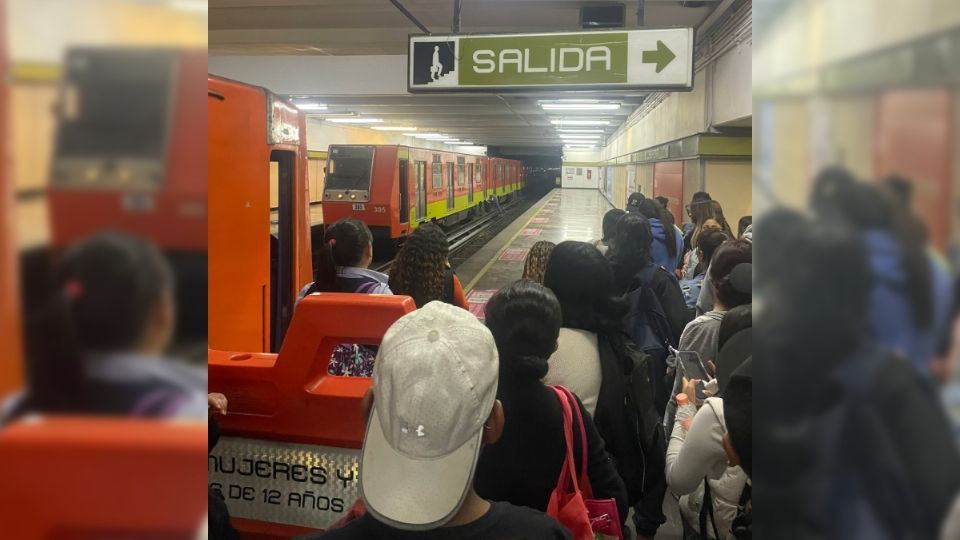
[55, 52, 174, 162]
[326, 146, 374, 191]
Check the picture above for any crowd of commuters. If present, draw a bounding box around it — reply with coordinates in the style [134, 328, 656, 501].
[276, 190, 755, 539]
[17, 164, 960, 538]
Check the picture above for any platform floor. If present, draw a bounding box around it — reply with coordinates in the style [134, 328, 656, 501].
[457, 188, 611, 317]
[456, 187, 684, 540]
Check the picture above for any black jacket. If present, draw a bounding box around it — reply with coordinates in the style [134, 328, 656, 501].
[594, 333, 668, 538]
[474, 377, 629, 527]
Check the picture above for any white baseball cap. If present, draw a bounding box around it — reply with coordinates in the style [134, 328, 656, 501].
[360, 301, 499, 530]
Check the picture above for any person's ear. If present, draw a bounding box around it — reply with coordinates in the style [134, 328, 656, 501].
[365, 242, 374, 260]
[360, 388, 374, 426]
[722, 433, 740, 467]
[481, 399, 504, 445]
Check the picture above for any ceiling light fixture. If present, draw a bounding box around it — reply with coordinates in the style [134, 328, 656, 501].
[550, 119, 611, 126]
[373, 126, 417, 131]
[541, 103, 620, 111]
[328, 117, 382, 124]
[295, 103, 327, 111]
[309, 111, 357, 118]
[557, 128, 605, 133]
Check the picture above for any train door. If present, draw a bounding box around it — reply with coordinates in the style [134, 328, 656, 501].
[399, 159, 409, 224]
[479, 162, 485, 199]
[269, 150, 296, 352]
[467, 163, 474, 203]
[415, 160, 427, 221]
[446, 161, 455, 209]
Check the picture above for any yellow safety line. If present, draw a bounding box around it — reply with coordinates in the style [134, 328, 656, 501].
[463, 189, 558, 293]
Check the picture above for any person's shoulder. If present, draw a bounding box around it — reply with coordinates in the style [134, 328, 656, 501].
[487, 502, 572, 539]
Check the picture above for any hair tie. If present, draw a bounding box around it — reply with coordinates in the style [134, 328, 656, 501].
[63, 279, 84, 301]
[328, 238, 337, 247]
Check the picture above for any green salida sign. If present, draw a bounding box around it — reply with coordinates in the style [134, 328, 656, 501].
[459, 33, 628, 86]
[409, 28, 693, 92]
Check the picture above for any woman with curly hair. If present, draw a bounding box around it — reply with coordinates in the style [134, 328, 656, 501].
[521, 241, 555, 284]
[388, 222, 468, 309]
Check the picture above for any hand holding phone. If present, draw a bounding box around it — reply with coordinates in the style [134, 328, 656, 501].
[673, 349, 709, 400]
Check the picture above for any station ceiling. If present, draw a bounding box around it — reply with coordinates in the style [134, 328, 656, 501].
[209, 0, 730, 150]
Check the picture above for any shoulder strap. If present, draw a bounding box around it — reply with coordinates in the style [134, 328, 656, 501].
[700, 477, 722, 540]
[443, 268, 455, 304]
[550, 386, 581, 496]
[558, 386, 593, 498]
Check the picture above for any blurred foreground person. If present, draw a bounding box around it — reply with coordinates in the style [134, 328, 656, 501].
[2, 232, 206, 422]
[810, 168, 953, 380]
[300, 301, 570, 539]
[755, 209, 960, 538]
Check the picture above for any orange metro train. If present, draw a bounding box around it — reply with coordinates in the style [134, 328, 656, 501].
[321, 144, 524, 245]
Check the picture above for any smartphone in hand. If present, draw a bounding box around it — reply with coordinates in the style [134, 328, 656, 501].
[672, 348, 709, 400]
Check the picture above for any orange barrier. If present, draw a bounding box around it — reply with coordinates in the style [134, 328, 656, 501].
[0, 418, 207, 539]
[208, 293, 416, 539]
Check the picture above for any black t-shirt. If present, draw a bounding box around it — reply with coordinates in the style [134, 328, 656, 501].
[297, 501, 571, 540]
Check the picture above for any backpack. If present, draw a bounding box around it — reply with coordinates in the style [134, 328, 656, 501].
[595, 332, 666, 507]
[700, 477, 751, 540]
[622, 264, 677, 414]
[784, 349, 926, 539]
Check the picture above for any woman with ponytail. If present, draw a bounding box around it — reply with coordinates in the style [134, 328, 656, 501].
[299, 218, 390, 297]
[297, 218, 391, 377]
[5, 232, 206, 421]
[474, 280, 628, 527]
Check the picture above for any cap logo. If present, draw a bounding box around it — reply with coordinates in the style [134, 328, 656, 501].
[400, 423, 427, 438]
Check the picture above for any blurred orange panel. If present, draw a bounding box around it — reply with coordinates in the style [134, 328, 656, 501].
[875, 88, 954, 250]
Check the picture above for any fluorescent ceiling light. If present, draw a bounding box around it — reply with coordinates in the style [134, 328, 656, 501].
[560, 136, 603, 141]
[309, 111, 357, 118]
[295, 103, 327, 111]
[550, 119, 611, 126]
[414, 133, 447, 139]
[328, 117, 382, 124]
[564, 145, 597, 149]
[450, 141, 475, 145]
[557, 128, 604, 133]
[373, 126, 416, 131]
[555, 99, 599, 103]
[541, 103, 620, 111]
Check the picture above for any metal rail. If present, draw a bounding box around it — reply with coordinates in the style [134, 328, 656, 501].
[372, 197, 521, 273]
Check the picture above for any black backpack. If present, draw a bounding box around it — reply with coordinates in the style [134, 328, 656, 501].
[622, 264, 677, 414]
[772, 349, 927, 539]
[595, 332, 666, 506]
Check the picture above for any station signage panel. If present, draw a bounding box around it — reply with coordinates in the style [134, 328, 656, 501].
[408, 28, 693, 92]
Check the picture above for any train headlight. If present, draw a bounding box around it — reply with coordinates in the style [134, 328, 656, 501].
[350, 194, 356, 200]
[337, 194, 343, 199]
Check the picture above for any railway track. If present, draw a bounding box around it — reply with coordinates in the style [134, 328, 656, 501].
[372, 196, 525, 273]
